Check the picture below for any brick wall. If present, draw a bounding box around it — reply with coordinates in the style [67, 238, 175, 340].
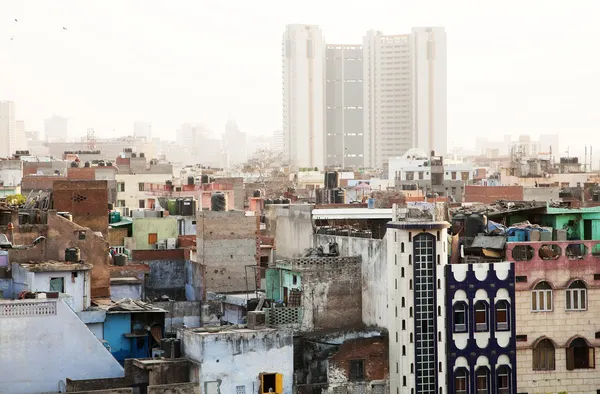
[67, 167, 96, 180]
[53, 180, 109, 235]
[463, 185, 523, 204]
[197, 211, 257, 293]
[328, 336, 389, 384]
[21, 175, 63, 192]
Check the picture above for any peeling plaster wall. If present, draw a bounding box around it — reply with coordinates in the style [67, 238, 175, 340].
[180, 329, 293, 394]
[264, 204, 314, 259]
[314, 234, 387, 328]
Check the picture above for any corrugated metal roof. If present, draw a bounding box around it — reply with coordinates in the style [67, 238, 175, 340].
[312, 208, 393, 220]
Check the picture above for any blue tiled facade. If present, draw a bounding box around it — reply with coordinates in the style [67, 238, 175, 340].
[445, 263, 517, 394]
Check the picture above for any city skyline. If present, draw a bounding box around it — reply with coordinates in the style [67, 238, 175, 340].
[2, 1, 600, 158]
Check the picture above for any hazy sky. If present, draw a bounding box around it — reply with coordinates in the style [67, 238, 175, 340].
[1, 1, 600, 156]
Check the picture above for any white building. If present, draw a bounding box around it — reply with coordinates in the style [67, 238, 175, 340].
[386, 204, 449, 394]
[363, 31, 413, 169]
[176, 123, 222, 167]
[44, 115, 68, 143]
[14, 120, 28, 152]
[325, 44, 364, 168]
[412, 27, 447, 157]
[272, 130, 284, 155]
[0, 101, 16, 158]
[133, 121, 152, 139]
[180, 327, 293, 394]
[282, 24, 326, 169]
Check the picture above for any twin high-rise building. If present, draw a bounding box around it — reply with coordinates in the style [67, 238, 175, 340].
[282, 25, 447, 169]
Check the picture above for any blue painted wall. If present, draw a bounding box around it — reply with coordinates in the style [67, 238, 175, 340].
[103, 313, 132, 364]
[445, 263, 517, 394]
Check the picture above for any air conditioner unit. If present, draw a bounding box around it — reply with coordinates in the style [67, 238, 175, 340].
[166, 238, 176, 250]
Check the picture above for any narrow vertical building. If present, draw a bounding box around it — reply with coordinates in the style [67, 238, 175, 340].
[0, 101, 16, 158]
[387, 204, 448, 394]
[282, 24, 326, 169]
[412, 27, 447, 156]
[324, 44, 364, 168]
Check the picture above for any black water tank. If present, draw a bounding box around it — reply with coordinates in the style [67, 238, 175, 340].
[65, 247, 81, 263]
[253, 190, 261, 198]
[211, 192, 227, 211]
[325, 171, 339, 189]
[176, 198, 184, 214]
[140, 152, 145, 158]
[333, 188, 346, 204]
[264, 199, 273, 205]
[316, 189, 326, 204]
[452, 213, 466, 233]
[466, 213, 485, 239]
[107, 203, 114, 210]
[131, 153, 137, 158]
[201, 174, 209, 184]
[282, 198, 291, 204]
[182, 198, 194, 216]
[70, 161, 78, 168]
[187, 176, 194, 185]
[273, 198, 282, 204]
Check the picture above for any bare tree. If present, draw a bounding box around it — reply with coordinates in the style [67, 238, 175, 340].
[242, 149, 283, 183]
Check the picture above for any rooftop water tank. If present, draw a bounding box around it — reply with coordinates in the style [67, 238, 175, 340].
[211, 192, 227, 211]
[65, 247, 80, 263]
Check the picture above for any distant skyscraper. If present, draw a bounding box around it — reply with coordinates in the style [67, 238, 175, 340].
[176, 123, 221, 167]
[44, 115, 68, 143]
[412, 27, 447, 156]
[0, 101, 17, 158]
[272, 130, 284, 156]
[282, 24, 326, 169]
[363, 31, 414, 168]
[222, 120, 247, 167]
[325, 44, 364, 168]
[134, 121, 152, 139]
[14, 120, 27, 152]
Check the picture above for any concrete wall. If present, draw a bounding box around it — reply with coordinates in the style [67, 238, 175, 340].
[145, 259, 186, 301]
[523, 186, 561, 202]
[197, 211, 257, 293]
[180, 328, 293, 394]
[148, 383, 199, 394]
[264, 204, 314, 259]
[0, 299, 123, 394]
[132, 217, 178, 250]
[314, 234, 387, 328]
[110, 281, 142, 301]
[154, 301, 202, 331]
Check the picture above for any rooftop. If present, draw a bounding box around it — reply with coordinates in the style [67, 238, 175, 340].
[90, 298, 167, 314]
[183, 326, 286, 336]
[18, 261, 93, 272]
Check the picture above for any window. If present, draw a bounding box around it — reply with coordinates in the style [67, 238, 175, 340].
[292, 275, 297, 285]
[451, 171, 457, 180]
[401, 242, 404, 253]
[138, 182, 145, 191]
[496, 300, 509, 331]
[236, 386, 246, 394]
[117, 182, 125, 192]
[566, 280, 587, 311]
[49, 277, 64, 292]
[349, 359, 365, 380]
[475, 301, 488, 332]
[401, 267, 405, 277]
[567, 338, 595, 370]
[139, 199, 145, 208]
[476, 368, 488, 394]
[531, 281, 553, 312]
[148, 233, 158, 245]
[497, 366, 510, 394]
[418, 171, 424, 180]
[453, 302, 467, 333]
[455, 368, 467, 394]
[533, 338, 555, 370]
[117, 199, 125, 207]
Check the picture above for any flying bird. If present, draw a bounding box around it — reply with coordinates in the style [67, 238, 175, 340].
[14, 18, 17, 22]
[62, 27, 67, 30]
[9, 35, 14, 41]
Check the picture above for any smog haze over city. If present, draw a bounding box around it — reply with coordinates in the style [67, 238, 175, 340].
[2, 0, 600, 158]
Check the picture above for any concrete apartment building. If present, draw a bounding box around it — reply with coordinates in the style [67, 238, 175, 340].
[363, 31, 414, 169]
[283, 25, 447, 170]
[44, 114, 68, 143]
[222, 119, 247, 167]
[0, 101, 16, 158]
[325, 44, 364, 168]
[282, 24, 326, 169]
[133, 121, 152, 139]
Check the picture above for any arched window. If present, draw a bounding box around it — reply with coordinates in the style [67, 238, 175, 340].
[476, 367, 489, 394]
[496, 366, 509, 394]
[474, 301, 488, 332]
[566, 280, 587, 311]
[531, 281, 553, 312]
[453, 302, 467, 333]
[401, 242, 405, 253]
[533, 338, 555, 370]
[455, 368, 467, 394]
[496, 300, 510, 331]
[567, 338, 595, 370]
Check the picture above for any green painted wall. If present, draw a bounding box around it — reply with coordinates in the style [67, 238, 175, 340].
[132, 217, 178, 250]
[265, 268, 301, 302]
